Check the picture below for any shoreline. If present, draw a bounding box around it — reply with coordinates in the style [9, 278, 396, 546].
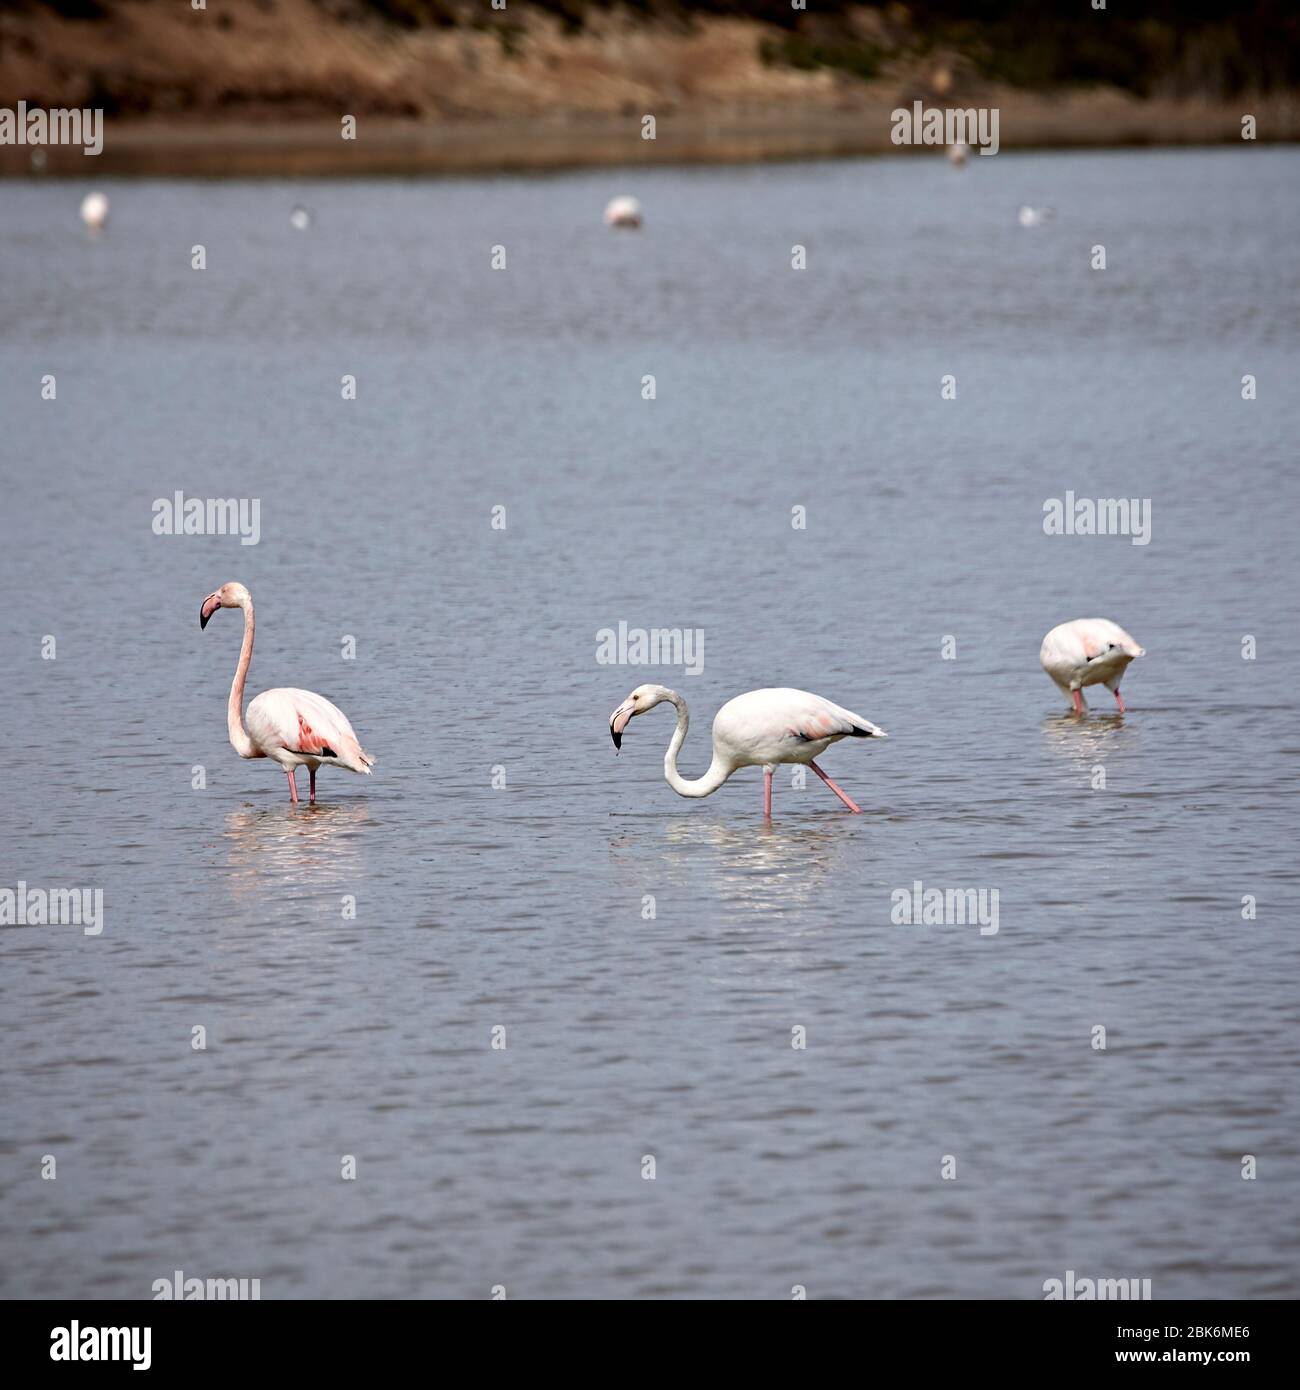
[4, 94, 1298, 179]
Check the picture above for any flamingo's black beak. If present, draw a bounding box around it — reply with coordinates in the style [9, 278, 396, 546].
[610, 701, 635, 752]
[199, 593, 221, 630]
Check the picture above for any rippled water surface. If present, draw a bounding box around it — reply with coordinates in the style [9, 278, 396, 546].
[1, 149, 1298, 1299]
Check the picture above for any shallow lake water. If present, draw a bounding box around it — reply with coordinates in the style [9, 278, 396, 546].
[1, 148, 1297, 1298]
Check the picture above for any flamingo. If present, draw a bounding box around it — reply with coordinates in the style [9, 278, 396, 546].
[609, 685, 886, 818]
[199, 582, 373, 804]
[1040, 618, 1146, 714]
[947, 140, 968, 167]
[80, 191, 108, 232]
[603, 195, 643, 229]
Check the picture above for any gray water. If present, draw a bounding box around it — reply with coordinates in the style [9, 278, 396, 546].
[1, 148, 1298, 1300]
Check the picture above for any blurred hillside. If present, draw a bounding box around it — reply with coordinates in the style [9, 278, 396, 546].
[3, 0, 1298, 173]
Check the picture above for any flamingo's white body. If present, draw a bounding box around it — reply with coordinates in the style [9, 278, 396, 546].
[200, 582, 373, 803]
[80, 191, 109, 231]
[948, 140, 968, 167]
[603, 195, 643, 228]
[1040, 618, 1146, 714]
[609, 684, 886, 818]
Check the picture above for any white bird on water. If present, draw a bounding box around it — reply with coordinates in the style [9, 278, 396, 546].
[603, 195, 643, 229]
[1040, 618, 1146, 714]
[80, 191, 109, 232]
[1017, 204, 1054, 227]
[609, 684, 886, 818]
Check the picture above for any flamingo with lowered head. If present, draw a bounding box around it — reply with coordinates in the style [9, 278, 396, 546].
[1040, 617, 1146, 713]
[609, 684, 886, 818]
[603, 195, 643, 228]
[200, 582, 373, 804]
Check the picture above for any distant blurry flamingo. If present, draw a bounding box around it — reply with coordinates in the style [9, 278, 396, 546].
[947, 141, 968, 167]
[200, 582, 373, 804]
[609, 685, 886, 818]
[604, 195, 643, 228]
[80, 191, 108, 232]
[1040, 618, 1146, 714]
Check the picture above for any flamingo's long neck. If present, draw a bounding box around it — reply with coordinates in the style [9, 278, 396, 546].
[662, 691, 732, 799]
[228, 600, 258, 759]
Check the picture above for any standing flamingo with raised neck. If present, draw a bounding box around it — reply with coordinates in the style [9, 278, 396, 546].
[199, 582, 373, 804]
[1039, 617, 1146, 714]
[609, 684, 886, 819]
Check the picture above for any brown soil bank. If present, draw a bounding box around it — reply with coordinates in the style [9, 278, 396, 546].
[2, 0, 1298, 175]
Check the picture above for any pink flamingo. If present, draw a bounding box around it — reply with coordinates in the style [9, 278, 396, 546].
[1040, 617, 1146, 713]
[609, 684, 886, 819]
[199, 582, 373, 804]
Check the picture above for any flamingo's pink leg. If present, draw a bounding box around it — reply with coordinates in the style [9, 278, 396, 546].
[309, 766, 317, 803]
[1070, 689, 1084, 715]
[809, 760, 862, 814]
[763, 767, 773, 819]
[1113, 689, 1126, 714]
[286, 768, 299, 804]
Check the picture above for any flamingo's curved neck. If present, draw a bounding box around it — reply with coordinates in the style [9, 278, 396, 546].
[228, 600, 258, 759]
[662, 690, 732, 799]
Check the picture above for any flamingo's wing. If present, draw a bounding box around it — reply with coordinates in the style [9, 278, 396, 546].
[783, 690, 885, 742]
[724, 688, 884, 747]
[247, 689, 373, 771]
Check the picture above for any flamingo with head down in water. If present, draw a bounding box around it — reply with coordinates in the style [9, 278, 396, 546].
[1039, 617, 1146, 713]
